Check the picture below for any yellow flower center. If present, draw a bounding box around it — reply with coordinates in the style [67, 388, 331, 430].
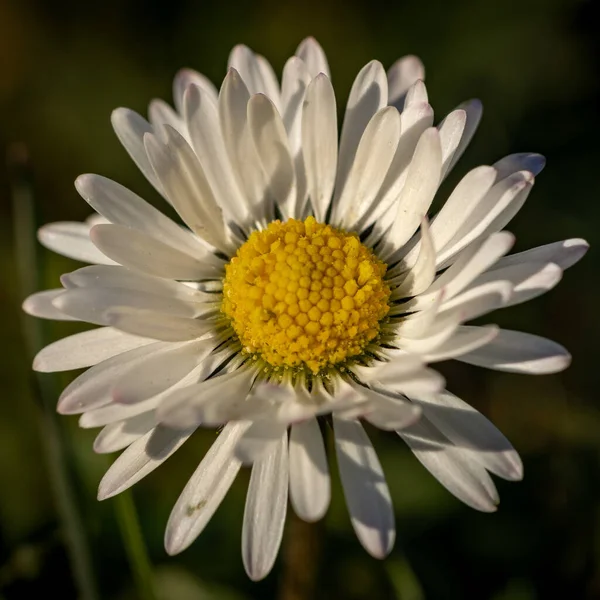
[221, 217, 391, 374]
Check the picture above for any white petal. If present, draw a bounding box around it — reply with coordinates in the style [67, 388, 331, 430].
[438, 109, 467, 180]
[255, 54, 281, 107]
[97, 425, 194, 499]
[492, 238, 589, 271]
[85, 213, 109, 227]
[395, 313, 462, 354]
[403, 80, 428, 108]
[387, 55, 425, 110]
[157, 368, 255, 429]
[38, 221, 116, 265]
[423, 231, 515, 302]
[23, 290, 79, 321]
[333, 417, 395, 558]
[392, 290, 444, 337]
[173, 68, 218, 115]
[235, 419, 288, 465]
[90, 223, 222, 280]
[148, 99, 185, 136]
[295, 37, 330, 78]
[399, 419, 499, 512]
[112, 338, 216, 404]
[82, 350, 232, 425]
[436, 171, 534, 267]
[80, 398, 159, 428]
[111, 108, 164, 196]
[428, 165, 497, 252]
[289, 417, 330, 522]
[165, 422, 248, 555]
[458, 329, 571, 374]
[219, 69, 268, 222]
[390, 218, 435, 298]
[184, 83, 249, 225]
[371, 363, 445, 396]
[469, 261, 563, 308]
[360, 102, 434, 233]
[143, 127, 231, 253]
[33, 327, 151, 373]
[354, 353, 424, 383]
[53, 287, 200, 325]
[335, 106, 400, 230]
[412, 390, 522, 481]
[424, 325, 499, 362]
[228, 45, 277, 101]
[438, 280, 513, 322]
[302, 74, 337, 221]
[493, 153, 546, 180]
[386, 128, 442, 256]
[334, 60, 388, 215]
[57, 340, 169, 414]
[359, 387, 422, 431]
[280, 57, 311, 216]
[248, 93, 297, 219]
[93, 412, 156, 454]
[105, 307, 215, 342]
[242, 433, 289, 581]
[443, 99, 483, 176]
[62, 265, 212, 303]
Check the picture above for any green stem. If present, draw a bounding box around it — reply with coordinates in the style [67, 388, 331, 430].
[113, 490, 158, 600]
[9, 143, 100, 600]
[277, 511, 322, 600]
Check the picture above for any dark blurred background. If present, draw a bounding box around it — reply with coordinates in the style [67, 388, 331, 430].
[1, 0, 599, 598]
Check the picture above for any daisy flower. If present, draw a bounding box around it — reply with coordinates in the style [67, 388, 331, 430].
[24, 38, 588, 580]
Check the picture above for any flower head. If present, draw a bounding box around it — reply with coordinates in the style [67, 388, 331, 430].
[24, 37, 588, 580]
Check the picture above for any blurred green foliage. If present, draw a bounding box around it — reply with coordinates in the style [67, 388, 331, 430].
[0, 0, 599, 598]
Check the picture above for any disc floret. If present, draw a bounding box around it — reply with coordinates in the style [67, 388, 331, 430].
[222, 217, 391, 374]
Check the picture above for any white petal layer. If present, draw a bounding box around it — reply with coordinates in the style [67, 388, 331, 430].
[90, 224, 221, 280]
[493, 238, 589, 271]
[248, 93, 297, 219]
[98, 425, 194, 499]
[387, 55, 425, 109]
[387, 128, 442, 255]
[75, 174, 201, 256]
[289, 417, 330, 522]
[57, 341, 169, 414]
[93, 412, 156, 454]
[295, 37, 330, 79]
[242, 432, 289, 581]
[336, 106, 400, 229]
[458, 329, 571, 374]
[184, 83, 249, 225]
[399, 419, 499, 512]
[157, 368, 256, 429]
[173, 68, 218, 115]
[105, 307, 216, 342]
[333, 417, 395, 558]
[112, 338, 216, 404]
[334, 60, 388, 219]
[23, 290, 79, 321]
[144, 127, 231, 253]
[412, 390, 522, 481]
[38, 222, 116, 265]
[165, 422, 248, 555]
[33, 327, 152, 373]
[302, 74, 337, 221]
[111, 108, 164, 196]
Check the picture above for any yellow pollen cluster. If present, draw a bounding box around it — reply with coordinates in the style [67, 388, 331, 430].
[221, 217, 391, 374]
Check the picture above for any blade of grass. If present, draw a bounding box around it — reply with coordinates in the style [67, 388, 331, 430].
[113, 490, 158, 600]
[9, 143, 100, 600]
